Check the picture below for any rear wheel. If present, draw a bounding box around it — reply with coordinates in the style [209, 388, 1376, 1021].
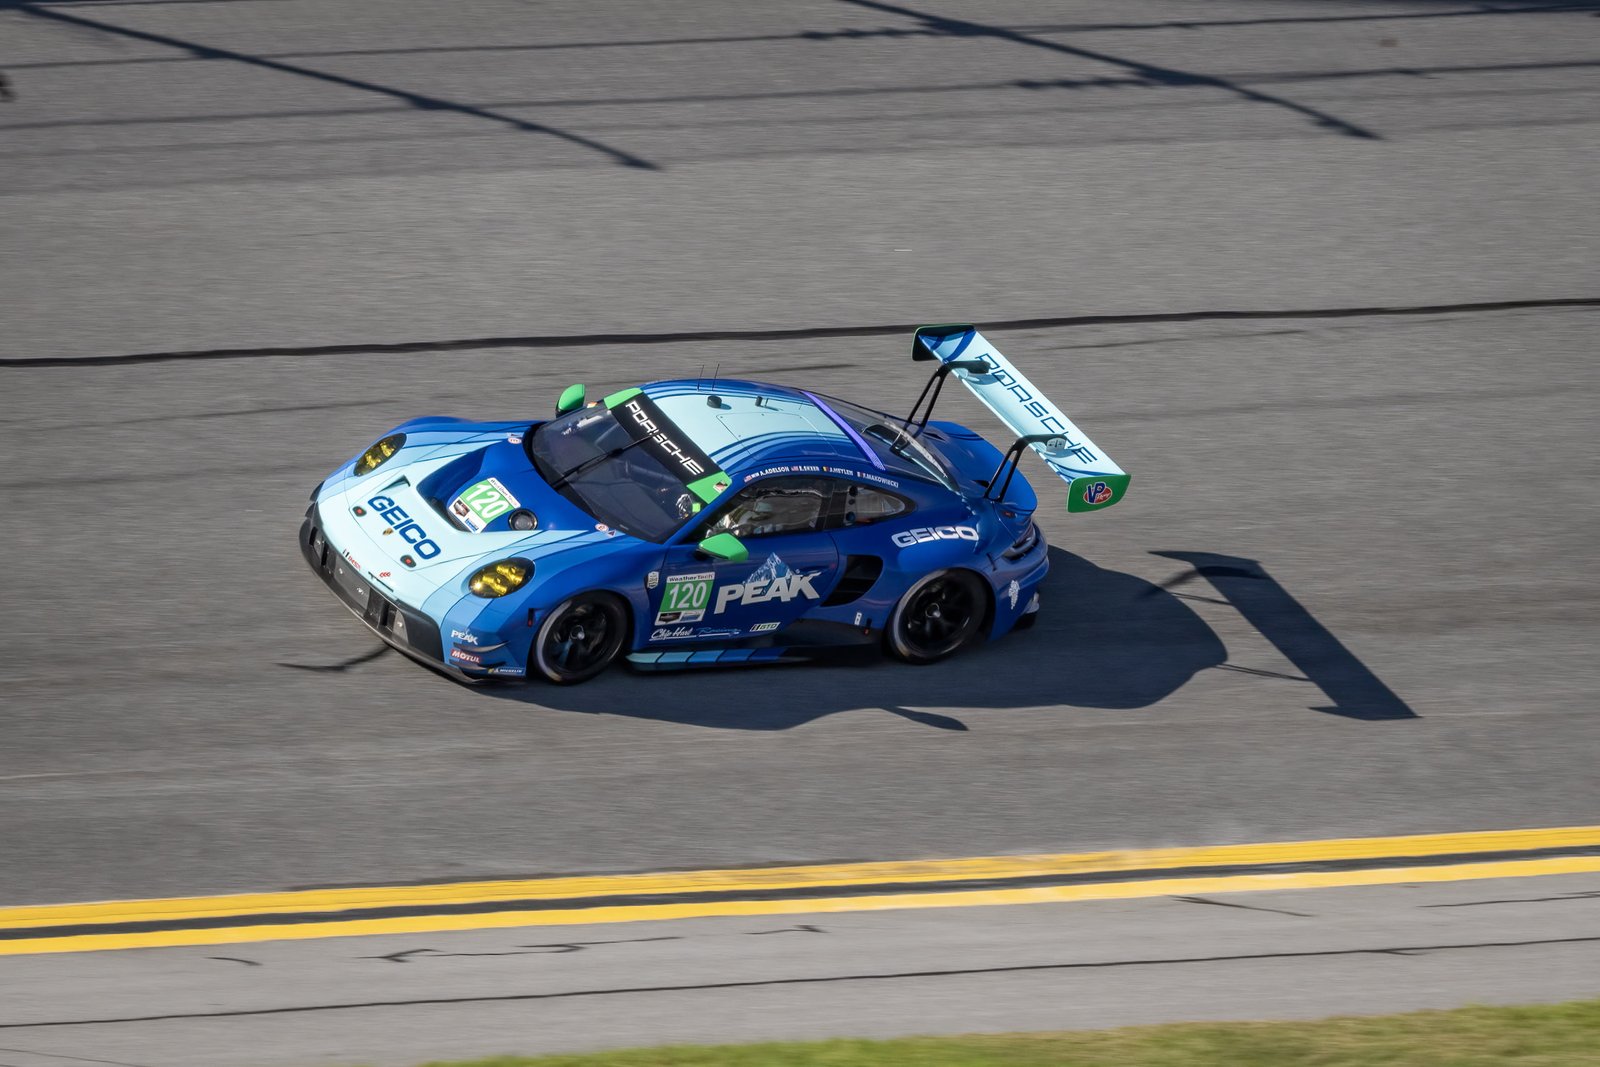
[531, 593, 628, 684]
[886, 569, 987, 664]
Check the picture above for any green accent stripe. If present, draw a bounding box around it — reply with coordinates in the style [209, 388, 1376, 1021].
[602, 387, 643, 409]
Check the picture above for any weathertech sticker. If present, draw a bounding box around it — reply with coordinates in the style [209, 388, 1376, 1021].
[654, 570, 713, 625]
[451, 477, 521, 532]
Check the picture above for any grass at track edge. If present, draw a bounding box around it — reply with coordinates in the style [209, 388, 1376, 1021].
[407, 997, 1600, 1066]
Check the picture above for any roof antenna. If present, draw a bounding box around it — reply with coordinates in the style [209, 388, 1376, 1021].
[695, 363, 706, 392]
[705, 363, 725, 407]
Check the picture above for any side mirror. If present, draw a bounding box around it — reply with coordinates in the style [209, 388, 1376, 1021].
[556, 383, 586, 416]
[696, 532, 748, 563]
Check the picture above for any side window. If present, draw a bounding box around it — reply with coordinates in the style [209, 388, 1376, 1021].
[700, 476, 837, 540]
[839, 483, 910, 527]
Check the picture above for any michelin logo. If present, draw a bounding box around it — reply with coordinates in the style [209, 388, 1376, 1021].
[714, 553, 821, 613]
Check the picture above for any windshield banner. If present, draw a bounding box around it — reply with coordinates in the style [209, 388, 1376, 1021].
[612, 393, 728, 502]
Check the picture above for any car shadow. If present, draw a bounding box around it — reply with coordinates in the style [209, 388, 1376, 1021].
[481, 546, 1228, 729]
[1151, 550, 1417, 721]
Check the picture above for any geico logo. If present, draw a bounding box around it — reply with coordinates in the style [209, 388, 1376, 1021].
[714, 572, 821, 613]
[892, 525, 979, 548]
[367, 496, 442, 559]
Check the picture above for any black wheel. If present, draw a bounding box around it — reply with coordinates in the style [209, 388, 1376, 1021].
[531, 593, 628, 684]
[886, 569, 987, 664]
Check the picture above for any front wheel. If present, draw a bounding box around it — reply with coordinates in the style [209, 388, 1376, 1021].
[531, 593, 628, 684]
[886, 569, 987, 665]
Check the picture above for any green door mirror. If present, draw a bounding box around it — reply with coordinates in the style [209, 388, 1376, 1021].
[696, 532, 748, 563]
[556, 383, 586, 416]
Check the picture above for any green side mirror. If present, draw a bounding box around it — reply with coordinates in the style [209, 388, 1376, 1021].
[556, 383, 586, 416]
[696, 532, 748, 563]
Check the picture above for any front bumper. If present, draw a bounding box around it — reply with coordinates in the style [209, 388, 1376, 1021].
[299, 503, 450, 672]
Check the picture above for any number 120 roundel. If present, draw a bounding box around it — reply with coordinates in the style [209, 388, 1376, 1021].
[299, 326, 1129, 684]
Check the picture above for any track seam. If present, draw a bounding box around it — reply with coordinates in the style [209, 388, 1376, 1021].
[5, 297, 1597, 369]
[5, 935, 1596, 1029]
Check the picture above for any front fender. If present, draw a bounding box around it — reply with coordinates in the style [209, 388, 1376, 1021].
[436, 542, 658, 670]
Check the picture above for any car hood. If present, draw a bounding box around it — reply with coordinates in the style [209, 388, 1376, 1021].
[316, 422, 640, 608]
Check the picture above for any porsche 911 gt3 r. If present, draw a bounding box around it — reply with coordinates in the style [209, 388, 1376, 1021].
[299, 325, 1129, 684]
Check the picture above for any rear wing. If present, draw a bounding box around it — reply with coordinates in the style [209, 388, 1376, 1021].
[910, 324, 1129, 512]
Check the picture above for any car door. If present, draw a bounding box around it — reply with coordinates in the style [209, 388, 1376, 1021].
[646, 476, 842, 644]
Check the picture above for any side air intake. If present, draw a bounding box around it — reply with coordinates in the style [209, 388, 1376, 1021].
[823, 555, 884, 606]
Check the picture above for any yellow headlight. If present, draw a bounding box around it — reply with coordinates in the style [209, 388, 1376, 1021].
[469, 558, 533, 598]
[354, 433, 406, 476]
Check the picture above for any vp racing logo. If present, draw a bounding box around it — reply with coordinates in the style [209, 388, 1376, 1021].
[1082, 481, 1113, 506]
[365, 496, 441, 559]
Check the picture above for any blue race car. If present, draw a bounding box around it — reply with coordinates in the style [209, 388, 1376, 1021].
[299, 325, 1130, 684]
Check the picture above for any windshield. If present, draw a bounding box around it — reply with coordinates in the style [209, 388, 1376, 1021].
[812, 393, 959, 491]
[527, 403, 711, 541]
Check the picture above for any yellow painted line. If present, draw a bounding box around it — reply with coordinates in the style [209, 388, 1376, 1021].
[4, 824, 1599, 931]
[4, 854, 1598, 957]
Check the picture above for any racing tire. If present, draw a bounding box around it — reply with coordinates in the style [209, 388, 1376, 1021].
[886, 569, 987, 665]
[531, 592, 628, 685]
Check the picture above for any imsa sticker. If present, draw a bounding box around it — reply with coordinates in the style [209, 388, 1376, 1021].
[654, 570, 713, 625]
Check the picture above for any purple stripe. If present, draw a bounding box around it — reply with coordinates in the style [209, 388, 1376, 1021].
[800, 390, 885, 470]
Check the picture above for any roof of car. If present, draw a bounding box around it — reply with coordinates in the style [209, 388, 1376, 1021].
[643, 378, 877, 476]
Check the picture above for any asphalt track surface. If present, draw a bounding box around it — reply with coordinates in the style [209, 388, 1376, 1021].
[2, 0, 1599, 1060]
[4, 875, 1600, 1065]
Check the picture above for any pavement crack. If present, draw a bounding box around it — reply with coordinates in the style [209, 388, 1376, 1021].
[1423, 890, 1600, 909]
[1209, 664, 1313, 683]
[9, 934, 1596, 1029]
[276, 646, 391, 673]
[1172, 895, 1313, 917]
[3, 298, 1596, 370]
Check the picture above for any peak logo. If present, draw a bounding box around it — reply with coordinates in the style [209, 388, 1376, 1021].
[892, 525, 979, 548]
[713, 569, 821, 613]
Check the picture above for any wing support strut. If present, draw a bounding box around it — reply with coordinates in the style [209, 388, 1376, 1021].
[903, 357, 993, 432]
[985, 433, 1063, 501]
